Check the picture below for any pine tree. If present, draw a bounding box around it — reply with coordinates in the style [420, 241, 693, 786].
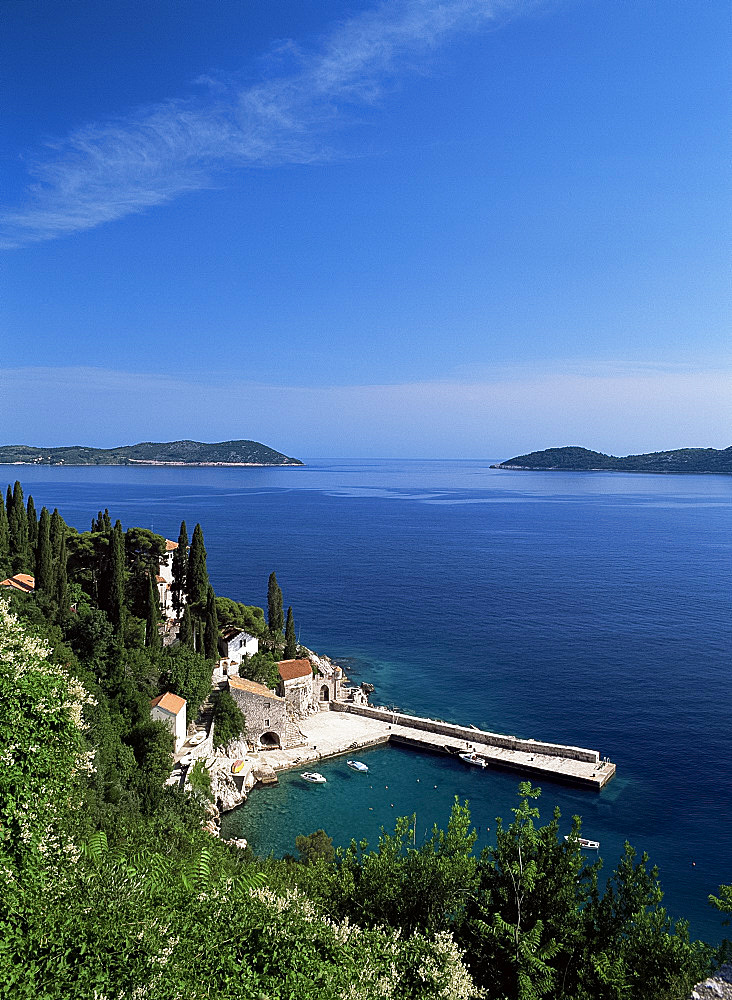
[0, 496, 10, 578]
[145, 572, 161, 649]
[107, 520, 126, 633]
[178, 605, 194, 649]
[186, 523, 209, 607]
[284, 606, 297, 660]
[52, 532, 69, 612]
[171, 521, 189, 616]
[26, 496, 38, 552]
[34, 507, 53, 595]
[8, 481, 29, 574]
[204, 585, 219, 660]
[267, 571, 284, 635]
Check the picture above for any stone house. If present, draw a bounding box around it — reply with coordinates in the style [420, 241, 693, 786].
[228, 674, 287, 749]
[276, 659, 315, 716]
[218, 626, 258, 665]
[150, 691, 187, 752]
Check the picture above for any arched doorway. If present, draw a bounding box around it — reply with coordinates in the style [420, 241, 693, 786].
[259, 731, 281, 748]
[320, 684, 330, 702]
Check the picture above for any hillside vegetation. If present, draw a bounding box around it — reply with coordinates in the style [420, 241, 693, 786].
[0, 439, 303, 466]
[492, 446, 732, 475]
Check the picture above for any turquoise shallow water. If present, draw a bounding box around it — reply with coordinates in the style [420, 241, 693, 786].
[5, 459, 731, 942]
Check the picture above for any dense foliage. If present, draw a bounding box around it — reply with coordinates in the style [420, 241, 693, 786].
[0, 482, 728, 999]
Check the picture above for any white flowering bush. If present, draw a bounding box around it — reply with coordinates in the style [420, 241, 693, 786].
[0, 597, 94, 865]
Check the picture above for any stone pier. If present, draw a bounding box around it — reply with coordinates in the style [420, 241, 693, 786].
[258, 702, 616, 791]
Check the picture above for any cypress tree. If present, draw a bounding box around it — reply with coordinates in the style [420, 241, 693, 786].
[107, 520, 126, 633]
[9, 481, 29, 574]
[203, 585, 219, 660]
[53, 532, 69, 612]
[178, 605, 194, 650]
[26, 496, 38, 552]
[171, 520, 189, 616]
[145, 572, 161, 649]
[0, 496, 10, 578]
[186, 523, 209, 607]
[284, 606, 297, 660]
[35, 507, 53, 595]
[5, 485, 12, 521]
[102, 509, 112, 532]
[50, 509, 65, 561]
[267, 572, 284, 634]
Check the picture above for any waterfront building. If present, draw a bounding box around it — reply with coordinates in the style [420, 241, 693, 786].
[228, 674, 287, 749]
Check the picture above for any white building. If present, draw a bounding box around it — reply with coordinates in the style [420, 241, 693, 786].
[218, 626, 258, 665]
[157, 539, 182, 618]
[150, 691, 187, 752]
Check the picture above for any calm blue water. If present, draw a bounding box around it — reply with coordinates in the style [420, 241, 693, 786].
[5, 459, 730, 941]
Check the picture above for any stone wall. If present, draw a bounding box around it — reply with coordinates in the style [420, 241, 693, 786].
[229, 684, 287, 748]
[282, 676, 313, 717]
[331, 702, 599, 764]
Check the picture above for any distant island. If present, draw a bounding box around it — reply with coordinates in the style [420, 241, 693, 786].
[0, 439, 304, 467]
[491, 445, 732, 475]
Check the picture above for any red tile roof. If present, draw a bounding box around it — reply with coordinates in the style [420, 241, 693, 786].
[165, 539, 178, 551]
[277, 658, 312, 682]
[0, 573, 35, 593]
[150, 692, 186, 715]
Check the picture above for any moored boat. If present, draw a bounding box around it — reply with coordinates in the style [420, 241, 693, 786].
[564, 835, 600, 850]
[302, 772, 327, 784]
[346, 760, 368, 772]
[459, 752, 487, 768]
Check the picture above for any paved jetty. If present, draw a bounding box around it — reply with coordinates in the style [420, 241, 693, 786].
[260, 702, 616, 790]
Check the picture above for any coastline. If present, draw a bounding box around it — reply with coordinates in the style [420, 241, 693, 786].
[1, 460, 303, 467]
[491, 465, 731, 475]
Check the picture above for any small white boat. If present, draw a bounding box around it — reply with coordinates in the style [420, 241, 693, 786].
[564, 835, 600, 850]
[301, 772, 327, 784]
[346, 760, 368, 772]
[459, 752, 487, 768]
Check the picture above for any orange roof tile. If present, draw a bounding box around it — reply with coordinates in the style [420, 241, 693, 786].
[277, 658, 312, 682]
[0, 573, 35, 593]
[164, 539, 178, 551]
[150, 692, 186, 715]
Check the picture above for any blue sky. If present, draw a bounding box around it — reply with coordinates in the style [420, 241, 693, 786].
[1, 0, 729, 458]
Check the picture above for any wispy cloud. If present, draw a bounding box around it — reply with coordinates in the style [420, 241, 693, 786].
[1, 0, 525, 249]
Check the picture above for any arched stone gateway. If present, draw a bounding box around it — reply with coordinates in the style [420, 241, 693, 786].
[259, 731, 281, 748]
[319, 684, 330, 702]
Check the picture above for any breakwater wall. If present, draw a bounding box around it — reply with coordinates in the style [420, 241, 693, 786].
[331, 702, 600, 765]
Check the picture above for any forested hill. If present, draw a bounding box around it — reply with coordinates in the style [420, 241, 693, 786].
[491, 445, 732, 475]
[0, 439, 303, 466]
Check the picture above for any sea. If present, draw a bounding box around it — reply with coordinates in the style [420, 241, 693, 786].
[4, 459, 730, 942]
